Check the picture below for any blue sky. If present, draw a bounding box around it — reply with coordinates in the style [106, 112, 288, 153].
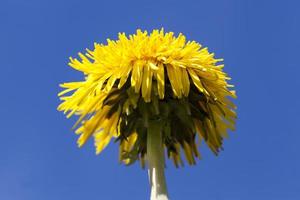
[1, 0, 299, 199]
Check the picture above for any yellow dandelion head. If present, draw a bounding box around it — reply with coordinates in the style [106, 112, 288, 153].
[58, 29, 237, 167]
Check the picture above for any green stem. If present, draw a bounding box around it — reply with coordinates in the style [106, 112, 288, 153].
[147, 121, 169, 200]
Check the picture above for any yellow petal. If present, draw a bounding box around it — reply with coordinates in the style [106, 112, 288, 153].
[156, 63, 165, 99]
[131, 60, 144, 93]
[142, 62, 153, 102]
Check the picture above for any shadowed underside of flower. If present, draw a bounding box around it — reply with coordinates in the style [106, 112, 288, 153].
[58, 29, 236, 167]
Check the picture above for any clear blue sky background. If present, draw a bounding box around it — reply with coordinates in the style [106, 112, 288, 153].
[1, 0, 299, 199]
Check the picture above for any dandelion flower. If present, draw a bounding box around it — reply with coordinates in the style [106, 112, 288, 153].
[58, 29, 237, 200]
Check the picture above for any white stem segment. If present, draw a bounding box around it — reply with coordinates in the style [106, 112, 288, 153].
[147, 122, 169, 200]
